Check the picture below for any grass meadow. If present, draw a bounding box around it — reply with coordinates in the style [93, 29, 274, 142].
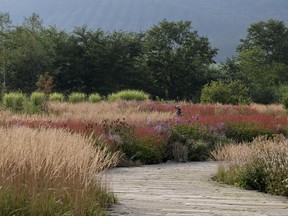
[0, 123, 119, 215]
[0, 99, 287, 214]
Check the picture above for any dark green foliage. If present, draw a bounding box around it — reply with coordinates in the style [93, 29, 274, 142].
[224, 122, 274, 142]
[3, 15, 56, 93]
[139, 20, 217, 101]
[1, 12, 288, 104]
[120, 138, 163, 164]
[200, 81, 251, 105]
[218, 19, 288, 104]
[232, 19, 288, 104]
[281, 88, 288, 110]
[169, 124, 227, 161]
[53, 27, 147, 96]
[237, 161, 268, 192]
[188, 140, 210, 161]
[238, 19, 288, 65]
[236, 47, 287, 104]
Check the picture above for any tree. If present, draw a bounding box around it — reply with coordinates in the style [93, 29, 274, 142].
[218, 57, 242, 82]
[238, 19, 288, 64]
[200, 81, 251, 105]
[0, 12, 12, 31]
[100, 31, 146, 93]
[5, 14, 56, 93]
[54, 26, 146, 95]
[23, 13, 43, 32]
[235, 19, 288, 104]
[36, 72, 54, 95]
[0, 12, 12, 94]
[139, 20, 217, 101]
[237, 47, 288, 104]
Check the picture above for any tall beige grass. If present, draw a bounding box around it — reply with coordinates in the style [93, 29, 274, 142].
[46, 101, 173, 123]
[0, 127, 119, 215]
[0, 101, 173, 124]
[212, 135, 288, 196]
[251, 103, 287, 116]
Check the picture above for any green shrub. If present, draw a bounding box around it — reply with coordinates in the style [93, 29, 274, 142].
[88, 93, 102, 103]
[49, 92, 65, 102]
[188, 140, 210, 161]
[29, 92, 46, 113]
[274, 84, 288, 104]
[169, 124, 227, 161]
[102, 119, 164, 165]
[134, 138, 163, 164]
[217, 151, 282, 195]
[214, 135, 288, 196]
[107, 90, 149, 101]
[237, 160, 268, 191]
[68, 92, 86, 103]
[224, 122, 274, 142]
[119, 138, 163, 165]
[170, 124, 206, 143]
[200, 81, 251, 105]
[3, 92, 26, 112]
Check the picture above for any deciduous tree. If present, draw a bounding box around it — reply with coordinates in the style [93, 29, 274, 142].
[139, 20, 217, 101]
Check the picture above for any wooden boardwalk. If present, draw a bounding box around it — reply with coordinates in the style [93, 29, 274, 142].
[106, 162, 288, 216]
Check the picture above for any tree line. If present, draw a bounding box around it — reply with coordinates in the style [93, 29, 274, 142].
[0, 12, 288, 103]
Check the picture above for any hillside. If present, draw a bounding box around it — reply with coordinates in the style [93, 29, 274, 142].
[1, 0, 288, 61]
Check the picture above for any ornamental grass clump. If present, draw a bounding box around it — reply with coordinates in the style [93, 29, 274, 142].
[68, 92, 86, 103]
[107, 90, 149, 101]
[49, 92, 65, 102]
[0, 127, 119, 215]
[212, 135, 288, 197]
[2, 92, 26, 112]
[88, 93, 102, 103]
[29, 91, 46, 113]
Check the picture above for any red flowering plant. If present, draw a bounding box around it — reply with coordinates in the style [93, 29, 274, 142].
[100, 118, 169, 164]
[134, 121, 172, 162]
[169, 104, 288, 143]
[1, 101, 288, 163]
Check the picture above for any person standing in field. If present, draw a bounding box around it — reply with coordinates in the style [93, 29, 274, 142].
[175, 105, 183, 117]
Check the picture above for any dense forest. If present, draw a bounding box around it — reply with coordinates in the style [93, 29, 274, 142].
[2, 0, 288, 61]
[0, 12, 288, 103]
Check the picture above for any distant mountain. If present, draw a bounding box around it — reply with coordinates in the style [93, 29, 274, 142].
[1, 0, 288, 61]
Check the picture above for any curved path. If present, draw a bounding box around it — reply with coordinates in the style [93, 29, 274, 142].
[105, 162, 288, 216]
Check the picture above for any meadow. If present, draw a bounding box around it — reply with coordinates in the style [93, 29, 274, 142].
[0, 95, 288, 214]
[2, 99, 288, 166]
